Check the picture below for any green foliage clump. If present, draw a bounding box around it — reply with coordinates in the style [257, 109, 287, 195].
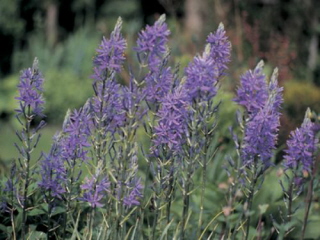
[283, 80, 320, 123]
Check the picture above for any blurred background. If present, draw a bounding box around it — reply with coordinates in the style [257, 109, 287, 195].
[0, 0, 320, 163]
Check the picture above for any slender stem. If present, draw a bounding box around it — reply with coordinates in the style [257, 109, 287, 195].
[63, 158, 76, 239]
[10, 189, 16, 240]
[286, 176, 295, 223]
[198, 145, 208, 236]
[21, 106, 32, 240]
[47, 194, 52, 240]
[96, 78, 107, 168]
[152, 165, 162, 240]
[301, 175, 314, 240]
[89, 207, 96, 240]
[245, 164, 258, 240]
[181, 169, 192, 240]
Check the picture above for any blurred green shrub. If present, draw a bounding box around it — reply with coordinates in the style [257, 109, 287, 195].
[44, 70, 92, 123]
[283, 81, 320, 124]
[0, 74, 18, 121]
[12, 27, 100, 77]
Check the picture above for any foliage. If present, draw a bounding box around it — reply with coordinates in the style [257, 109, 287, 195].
[283, 80, 320, 124]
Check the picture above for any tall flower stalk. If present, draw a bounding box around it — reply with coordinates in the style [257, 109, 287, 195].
[234, 63, 283, 239]
[282, 109, 318, 239]
[15, 58, 46, 239]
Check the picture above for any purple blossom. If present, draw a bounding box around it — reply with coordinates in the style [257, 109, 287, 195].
[80, 175, 110, 208]
[134, 14, 170, 70]
[241, 102, 280, 167]
[206, 23, 231, 77]
[38, 142, 66, 198]
[239, 64, 283, 168]
[92, 78, 126, 133]
[144, 66, 173, 104]
[153, 87, 189, 155]
[92, 17, 126, 81]
[123, 178, 143, 208]
[122, 77, 146, 124]
[60, 106, 91, 163]
[15, 58, 45, 117]
[184, 46, 219, 102]
[284, 111, 318, 173]
[234, 61, 268, 115]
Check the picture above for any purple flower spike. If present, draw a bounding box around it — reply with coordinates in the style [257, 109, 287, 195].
[153, 87, 189, 154]
[284, 109, 318, 173]
[123, 178, 143, 208]
[92, 17, 126, 80]
[241, 102, 281, 167]
[61, 106, 91, 163]
[80, 175, 110, 208]
[134, 14, 170, 70]
[38, 146, 66, 198]
[184, 45, 219, 102]
[16, 58, 45, 116]
[144, 66, 173, 104]
[92, 79, 126, 133]
[234, 61, 269, 115]
[239, 64, 283, 168]
[206, 23, 232, 77]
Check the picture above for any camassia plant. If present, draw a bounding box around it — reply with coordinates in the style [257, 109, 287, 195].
[0, 15, 319, 240]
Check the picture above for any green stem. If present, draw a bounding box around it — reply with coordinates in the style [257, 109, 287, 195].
[245, 165, 258, 240]
[89, 207, 96, 240]
[21, 106, 32, 240]
[301, 175, 314, 240]
[181, 169, 192, 240]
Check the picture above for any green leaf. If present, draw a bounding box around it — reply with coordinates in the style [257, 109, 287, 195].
[28, 208, 46, 216]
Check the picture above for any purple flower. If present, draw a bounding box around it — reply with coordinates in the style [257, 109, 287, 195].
[134, 14, 170, 70]
[184, 46, 219, 102]
[239, 64, 283, 168]
[123, 178, 143, 208]
[15, 58, 45, 117]
[80, 175, 110, 208]
[234, 61, 268, 115]
[122, 77, 146, 124]
[284, 110, 318, 172]
[144, 66, 173, 104]
[206, 23, 231, 77]
[92, 78, 126, 133]
[60, 106, 91, 163]
[38, 143, 66, 198]
[241, 102, 281, 167]
[92, 17, 126, 80]
[153, 87, 189, 155]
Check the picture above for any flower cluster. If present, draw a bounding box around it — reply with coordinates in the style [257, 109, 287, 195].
[60, 106, 91, 163]
[234, 61, 268, 115]
[123, 178, 143, 208]
[38, 141, 66, 198]
[235, 63, 283, 168]
[206, 23, 232, 77]
[284, 110, 318, 172]
[134, 14, 170, 70]
[184, 46, 219, 102]
[184, 24, 231, 103]
[15, 58, 45, 116]
[80, 175, 110, 208]
[153, 87, 189, 155]
[144, 65, 173, 103]
[92, 79, 125, 133]
[92, 17, 126, 79]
